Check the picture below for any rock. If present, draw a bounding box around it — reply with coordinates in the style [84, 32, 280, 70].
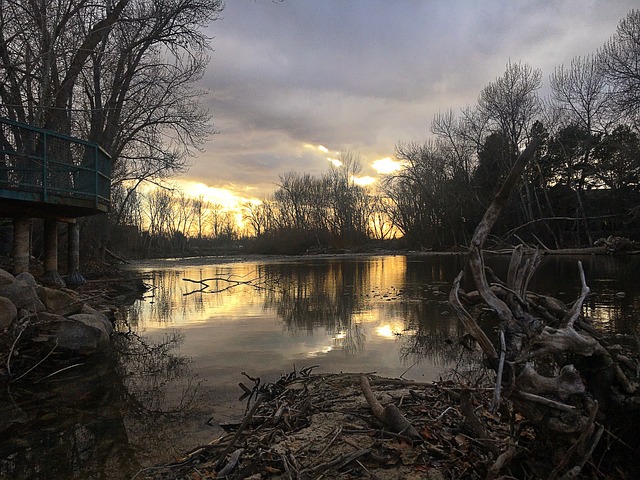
[51, 319, 107, 354]
[0, 278, 46, 312]
[68, 312, 113, 336]
[14, 272, 38, 286]
[0, 268, 15, 286]
[36, 313, 113, 354]
[0, 296, 17, 329]
[38, 287, 82, 315]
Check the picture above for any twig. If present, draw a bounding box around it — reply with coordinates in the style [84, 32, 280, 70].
[216, 395, 264, 469]
[217, 448, 244, 477]
[449, 271, 498, 360]
[460, 390, 499, 457]
[35, 363, 85, 382]
[487, 445, 518, 480]
[434, 406, 456, 421]
[515, 391, 576, 412]
[491, 327, 507, 413]
[6, 324, 26, 377]
[11, 340, 58, 383]
[313, 426, 343, 463]
[399, 360, 419, 379]
[299, 448, 371, 477]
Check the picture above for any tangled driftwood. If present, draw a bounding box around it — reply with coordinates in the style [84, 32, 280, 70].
[136, 371, 535, 479]
[450, 134, 640, 478]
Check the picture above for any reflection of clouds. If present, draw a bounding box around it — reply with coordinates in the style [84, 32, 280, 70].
[375, 322, 405, 339]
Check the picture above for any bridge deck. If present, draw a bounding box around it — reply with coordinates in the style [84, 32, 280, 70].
[0, 118, 111, 219]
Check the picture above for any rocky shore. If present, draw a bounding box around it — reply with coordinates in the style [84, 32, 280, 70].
[0, 266, 146, 384]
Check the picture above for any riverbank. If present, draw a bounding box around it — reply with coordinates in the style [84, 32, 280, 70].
[135, 372, 506, 480]
[0, 264, 147, 386]
[134, 368, 636, 480]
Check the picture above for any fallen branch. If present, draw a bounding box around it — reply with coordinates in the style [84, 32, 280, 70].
[360, 375, 420, 439]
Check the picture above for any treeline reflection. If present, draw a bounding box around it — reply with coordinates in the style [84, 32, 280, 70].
[257, 255, 474, 366]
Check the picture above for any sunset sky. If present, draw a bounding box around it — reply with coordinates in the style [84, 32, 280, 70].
[175, 0, 638, 208]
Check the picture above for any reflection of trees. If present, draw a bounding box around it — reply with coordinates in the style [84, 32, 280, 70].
[258, 256, 477, 365]
[342, 323, 366, 357]
[0, 355, 142, 479]
[397, 300, 477, 369]
[260, 260, 370, 335]
[129, 269, 216, 325]
[0, 317, 202, 479]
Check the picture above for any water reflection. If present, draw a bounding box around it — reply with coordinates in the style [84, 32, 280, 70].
[129, 254, 640, 372]
[0, 318, 203, 480]
[127, 256, 473, 390]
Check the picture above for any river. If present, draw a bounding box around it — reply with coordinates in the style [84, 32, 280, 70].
[1, 253, 638, 479]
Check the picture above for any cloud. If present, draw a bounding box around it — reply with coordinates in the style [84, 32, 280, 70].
[189, 0, 638, 200]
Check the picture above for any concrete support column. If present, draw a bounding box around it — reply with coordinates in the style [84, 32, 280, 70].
[65, 221, 86, 285]
[41, 219, 65, 287]
[11, 216, 31, 275]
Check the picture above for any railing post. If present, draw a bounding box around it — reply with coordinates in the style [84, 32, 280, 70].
[95, 145, 99, 208]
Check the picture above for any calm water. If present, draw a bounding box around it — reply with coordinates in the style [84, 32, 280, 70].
[1, 253, 638, 479]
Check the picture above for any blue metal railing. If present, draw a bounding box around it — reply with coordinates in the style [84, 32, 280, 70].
[0, 117, 112, 212]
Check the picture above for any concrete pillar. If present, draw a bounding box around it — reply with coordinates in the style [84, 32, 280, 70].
[11, 216, 31, 275]
[65, 221, 86, 285]
[41, 219, 65, 287]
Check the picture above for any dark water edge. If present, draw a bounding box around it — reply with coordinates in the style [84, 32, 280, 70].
[1, 252, 638, 479]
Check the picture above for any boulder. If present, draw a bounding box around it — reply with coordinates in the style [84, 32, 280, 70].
[38, 287, 82, 315]
[0, 268, 15, 286]
[0, 279, 45, 312]
[0, 296, 17, 329]
[68, 312, 113, 339]
[35, 313, 113, 354]
[15, 272, 38, 286]
[51, 319, 106, 354]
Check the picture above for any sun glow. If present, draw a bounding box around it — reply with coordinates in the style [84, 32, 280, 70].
[372, 157, 402, 175]
[173, 180, 248, 209]
[352, 175, 375, 186]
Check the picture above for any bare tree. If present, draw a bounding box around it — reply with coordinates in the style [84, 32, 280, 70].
[600, 9, 640, 129]
[0, 0, 223, 190]
[207, 202, 224, 239]
[478, 60, 542, 154]
[550, 55, 613, 133]
[244, 200, 269, 237]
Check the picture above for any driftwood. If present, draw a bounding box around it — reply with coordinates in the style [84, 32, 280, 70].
[449, 133, 640, 478]
[137, 372, 537, 479]
[359, 375, 421, 439]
